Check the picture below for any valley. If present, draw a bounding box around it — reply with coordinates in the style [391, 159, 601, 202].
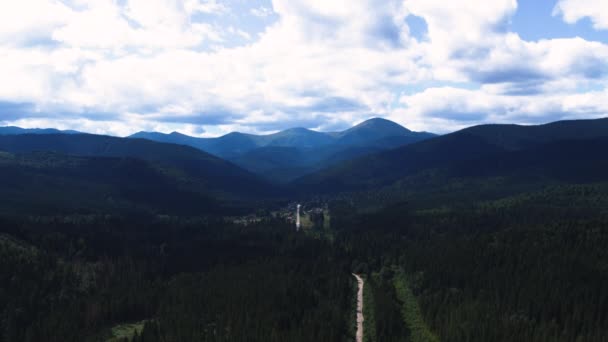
[131, 118, 435, 182]
[4, 2, 608, 341]
[1, 117, 608, 341]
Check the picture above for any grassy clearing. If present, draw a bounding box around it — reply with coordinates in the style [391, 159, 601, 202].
[362, 275, 377, 342]
[299, 213, 314, 229]
[349, 276, 359, 340]
[0, 234, 38, 259]
[105, 321, 147, 342]
[393, 271, 439, 342]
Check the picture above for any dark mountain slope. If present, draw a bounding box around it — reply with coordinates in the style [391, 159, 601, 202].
[356, 137, 608, 212]
[461, 117, 608, 150]
[230, 146, 308, 172]
[294, 132, 504, 192]
[229, 137, 430, 183]
[448, 138, 608, 183]
[201, 132, 262, 158]
[0, 152, 222, 215]
[294, 117, 608, 193]
[0, 134, 281, 198]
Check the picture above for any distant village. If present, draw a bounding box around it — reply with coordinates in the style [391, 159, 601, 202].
[231, 202, 330, 230]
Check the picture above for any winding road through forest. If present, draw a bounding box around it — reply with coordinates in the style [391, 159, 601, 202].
[353, 274, 364, 342]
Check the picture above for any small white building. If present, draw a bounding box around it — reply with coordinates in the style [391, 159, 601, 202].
[296, 204, 301, 231]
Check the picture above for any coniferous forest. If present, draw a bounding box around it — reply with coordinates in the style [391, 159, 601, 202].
[1, 216, 354, 342]
[2, 118, 608, 341]
[4, 182, 608, 341]
[341, 183, 608, 342]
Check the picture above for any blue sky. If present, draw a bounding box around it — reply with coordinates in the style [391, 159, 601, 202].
[512, 0, 607, 43]
[0, 0, 606, 136]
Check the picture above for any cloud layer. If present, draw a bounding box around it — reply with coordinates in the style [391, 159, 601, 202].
[554, 0, 608, 30]
[0, 0, 607, 136]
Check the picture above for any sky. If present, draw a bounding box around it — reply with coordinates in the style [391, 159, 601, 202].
[0, 0, 607, 137]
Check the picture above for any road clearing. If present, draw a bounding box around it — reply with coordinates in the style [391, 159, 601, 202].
[353, 274, 364, 342]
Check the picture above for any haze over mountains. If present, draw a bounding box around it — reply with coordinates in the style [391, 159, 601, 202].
[0, 117, 441, 213]
[1, 116, 607, 203]
[131, 118, 433, 155]
[3, 117, 608, 195]
[131, 118, 436, 182]
[0, 127, 81, 135]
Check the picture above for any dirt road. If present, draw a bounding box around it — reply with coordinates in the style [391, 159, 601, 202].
[353, 274, 364, 342]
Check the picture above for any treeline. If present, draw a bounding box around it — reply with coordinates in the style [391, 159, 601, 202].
[0, 215, 354, 342]
[338, 183, 608, 342]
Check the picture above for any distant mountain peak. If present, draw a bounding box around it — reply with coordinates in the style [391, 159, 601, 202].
[221, 118, 435, 181]
[331, 117, 428, 146]
[352, 118, 412, 132]
[361, 118, 397, 124]
[282, 127, 311, 132]
[223, 131, 249, 137]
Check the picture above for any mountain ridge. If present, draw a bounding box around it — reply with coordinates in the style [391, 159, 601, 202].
[129, 118, 435, 157]
[129, 118, 436, 181]
[0, 133, 282, 199]
[0, 126, 81, 135]
[293, 117, 608, 193]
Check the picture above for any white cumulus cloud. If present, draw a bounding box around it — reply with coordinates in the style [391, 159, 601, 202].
[0, 0, 606, 136]
[553, 0, 608, 30]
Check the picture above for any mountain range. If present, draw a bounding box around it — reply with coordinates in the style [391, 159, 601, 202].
[0, 126, 81, 135]
[295, 117, 608, 193]
[2, 116, 608, 213]
[130, 118, 436, 182]
[0, 133, 280, 215]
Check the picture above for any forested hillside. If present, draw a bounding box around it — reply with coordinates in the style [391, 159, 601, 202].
[296, 118, 608, 193]
[2, 118, 608, 341]
[3, 0, 608, 339]
[0, 134, 282, 200]
[340, 183, 608, 342]
[1, 216, 354, 342]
